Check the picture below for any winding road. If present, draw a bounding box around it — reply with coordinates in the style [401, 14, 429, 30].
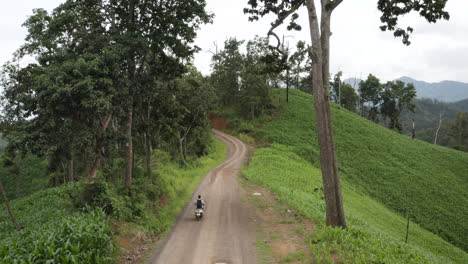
[147, 130, 257, 264]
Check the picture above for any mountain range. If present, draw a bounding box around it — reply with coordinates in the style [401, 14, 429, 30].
[344, 77, 468, 103]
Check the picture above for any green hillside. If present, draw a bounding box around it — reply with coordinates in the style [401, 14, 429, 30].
[234, 89, 467, 261]
[244, 145, 466, 263]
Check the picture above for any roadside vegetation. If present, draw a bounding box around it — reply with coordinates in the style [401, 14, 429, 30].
[231, 89, 467, 263]
[0, 1, 222, 263]
[244, 145, 466, 263]
[0, 136, 226, 263]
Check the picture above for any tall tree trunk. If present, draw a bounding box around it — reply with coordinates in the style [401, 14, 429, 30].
[144, 132, 153, 183]
[55, 171, 60, 186]
[286, 67, 290, 103]
[306, 0, 346, 228]
[84, 151, 91, 179]
[178, 132, 187, 165]
[88, 114, 112, 182]
[15, 159, 20, 198]
[68, 157, 74, 182]
[0, 179, 21, 231]
[125, 96, 134, 193]
[88, 156, 101, 182]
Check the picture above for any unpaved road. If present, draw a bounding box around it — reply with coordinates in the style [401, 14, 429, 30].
[148, 130, 257, 264]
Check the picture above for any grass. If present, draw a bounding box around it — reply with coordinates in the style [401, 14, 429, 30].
[0, 153, 49, 200]
[254, 89, 468, 251]
[0, 135, 227, 263]
[244, 145, 467, 263]
[139, 135, 227, 235]
[226, 88, 468, 262]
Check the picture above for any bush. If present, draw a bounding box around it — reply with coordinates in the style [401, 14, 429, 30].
[0, 210, 112, 264]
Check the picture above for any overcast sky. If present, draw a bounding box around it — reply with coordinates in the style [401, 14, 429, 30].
[1, 0, 467, 83]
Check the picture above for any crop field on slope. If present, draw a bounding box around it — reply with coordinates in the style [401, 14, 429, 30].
[243, 145, 467, 263]
[252, 89, 468, 251]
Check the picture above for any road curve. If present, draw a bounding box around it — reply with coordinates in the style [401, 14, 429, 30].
[147, 130, 257, 264]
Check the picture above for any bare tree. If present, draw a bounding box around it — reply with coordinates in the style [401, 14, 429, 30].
[434, 111, 444, 145]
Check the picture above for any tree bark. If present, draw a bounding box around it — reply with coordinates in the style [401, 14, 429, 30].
[125, 96, 134, 192]
[87, 114, 112, 182]
[306, 0, 346, 228]
[286, 67, 290, 103]
[144, 132, 153, 183]
[68, 157, 74, 182]
[178, 132, 187, 165]
[15, 159, 20, 198]
[0, 179, 21, 231]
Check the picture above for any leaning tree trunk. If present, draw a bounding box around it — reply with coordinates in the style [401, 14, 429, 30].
[306, 0, 346, 228]
[0, 179, 21, 231]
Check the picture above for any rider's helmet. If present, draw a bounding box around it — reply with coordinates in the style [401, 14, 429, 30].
[198, 195, 201, 199]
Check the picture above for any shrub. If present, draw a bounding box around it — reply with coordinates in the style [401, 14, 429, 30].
[0, 210, 112, 264]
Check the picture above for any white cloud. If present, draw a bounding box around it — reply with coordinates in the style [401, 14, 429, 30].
[1, 0, 467, 83]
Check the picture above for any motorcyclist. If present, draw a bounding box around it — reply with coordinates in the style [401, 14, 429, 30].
[194, 195, 205, 210]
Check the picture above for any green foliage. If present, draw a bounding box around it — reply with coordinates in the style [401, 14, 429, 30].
[210, 37, 279, 119]
[331, 71, 359, 112]
[287, 41, 312, 93]
[0, 185, 112, 263]
[359, 74, 383, 121]
[0, 210, 112, 264]
[135, 136, 227, 234]
[244, 145, 467, 263]
[0, 153, 48, 199]
[448, 112, 468, 151]
[377, 0, 449, 45]
[255, 89, 467, 251]
[223, 88, 466, 258]
[381, 80, 417, 132]
[0, 135, 227, 263]
[358, 75, 417, 132]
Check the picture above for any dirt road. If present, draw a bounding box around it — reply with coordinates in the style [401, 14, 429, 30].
[147, 130, 257, 264]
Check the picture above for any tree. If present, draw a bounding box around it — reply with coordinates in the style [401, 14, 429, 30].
[448, 112, 468, 151]
[1, 3, 119, 182]
[244, 0, 450, 228]
[241, 37, 277, 118]
[210, 38, 245, 106]
[105, 0, 211, 193]
[210, 37, 277, 118]
[289, 41, 312, 92]
[331, 72, 358, 112]
[381, 81, 416, 133]
[359, 74, 382, 122]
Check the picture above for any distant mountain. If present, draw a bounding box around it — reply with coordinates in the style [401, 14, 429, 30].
[398, 77, 468, 102]
[343, 77, 468, 102]
[400, 97, 467, 134]
[450, 98, 468, 112]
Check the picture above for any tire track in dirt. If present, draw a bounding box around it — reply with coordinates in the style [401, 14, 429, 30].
[147, 130, 257, 264]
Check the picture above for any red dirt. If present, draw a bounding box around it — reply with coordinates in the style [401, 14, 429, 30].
[208, 114, 227, 130]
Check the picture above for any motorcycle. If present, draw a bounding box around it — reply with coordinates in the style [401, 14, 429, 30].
[195, 208, 204, 220]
